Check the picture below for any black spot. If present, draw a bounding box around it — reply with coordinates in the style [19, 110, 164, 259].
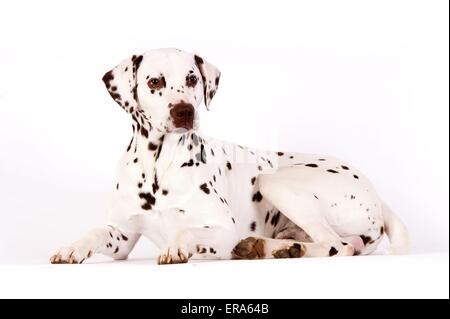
[126, 137, 133, 152]
[116, 183, 119, 190]
[327, 169, 339, 174]
[191, 133, 199, 146]
[250, 221, 257, 232]
[232, 217, 236, 224]
[137, 182, 143, 188]
[350, 195, 355, 200]
[277, 152, 284, 156]
[314, 194, 319, 200]
[305, 163, 318, 168]
[195, 144, 207, 164]
[318, 158, 326, 161]
[353, 174, 359, 179]
[152, 174, 159, 193]
[360, 235, 372, 245]
[148, 142, 158, 151]
[139, 192, 156, 210]
[133, 157, 138, 163]
[329, 247, 338, 256]
[257, 165, 263, 171]
[121, 235, 128, 241]
[380, 226, 384, 235]
[213, 175, 216, 182]
[200, 183, 210, 194]
[162, 190, 168, 196]
[114, 247, 119, 254]
[341, 165, 349, 170]
[251, 177, 256, 185]
[271, 211, 281, 227]
[140, 127, 148, 138]
[226, 161, 232, 170]
[265, 212, 270, 224]
[181, 159, 194, 167]
[252, 191, 263, 202]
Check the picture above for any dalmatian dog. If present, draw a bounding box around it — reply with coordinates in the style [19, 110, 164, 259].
[50, 48, 410, 265]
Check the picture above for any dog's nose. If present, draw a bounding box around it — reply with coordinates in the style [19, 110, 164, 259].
[170, 102, 195, 129]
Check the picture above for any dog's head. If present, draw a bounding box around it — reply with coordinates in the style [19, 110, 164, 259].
[102, 48, 220, 133]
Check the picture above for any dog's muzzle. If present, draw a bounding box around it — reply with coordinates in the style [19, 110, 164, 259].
[170, 102, 195, 130]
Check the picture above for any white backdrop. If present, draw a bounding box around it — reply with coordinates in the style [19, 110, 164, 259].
[0, 0, 448, 265]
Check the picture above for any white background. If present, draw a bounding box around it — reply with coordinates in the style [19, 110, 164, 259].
[0, 0, 448, 298]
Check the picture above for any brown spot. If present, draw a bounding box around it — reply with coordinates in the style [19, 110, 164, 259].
[277, 152, 284, 156]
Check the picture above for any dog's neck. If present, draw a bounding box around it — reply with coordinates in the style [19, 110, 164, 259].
[129, 120, 202, 183]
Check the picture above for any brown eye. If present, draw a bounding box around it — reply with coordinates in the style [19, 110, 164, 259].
[147, 77, 165, 90]
[186, 74, 198, 87]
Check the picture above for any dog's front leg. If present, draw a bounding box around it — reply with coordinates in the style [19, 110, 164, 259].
[50, 225, 140, 264]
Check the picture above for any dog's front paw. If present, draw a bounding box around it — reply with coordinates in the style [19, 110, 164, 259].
[157, 247, 190, 265]
[50, 246, 93, 264]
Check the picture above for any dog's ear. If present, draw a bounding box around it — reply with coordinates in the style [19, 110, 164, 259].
[194, 54, 221, 110]
[102, 54, 143, 112]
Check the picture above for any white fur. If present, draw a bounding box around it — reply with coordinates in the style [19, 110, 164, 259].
[50, 48, 409, 264]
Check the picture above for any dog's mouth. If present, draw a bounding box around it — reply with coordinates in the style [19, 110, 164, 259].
[158, 120, 199, 134]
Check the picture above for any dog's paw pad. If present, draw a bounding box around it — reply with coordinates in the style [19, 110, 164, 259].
[273, 243, 306, 259]
[232, 237, 266, 260]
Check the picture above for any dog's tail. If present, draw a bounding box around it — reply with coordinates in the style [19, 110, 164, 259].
[382, 202, 410, 254]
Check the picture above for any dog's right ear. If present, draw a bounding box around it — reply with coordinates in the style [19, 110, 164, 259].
[102, 54, 143, 112]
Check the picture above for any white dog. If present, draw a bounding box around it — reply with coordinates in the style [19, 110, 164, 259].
[50, 48, 409, 264]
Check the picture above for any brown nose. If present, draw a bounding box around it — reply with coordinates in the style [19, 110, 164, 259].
[170, 102, 195, 129]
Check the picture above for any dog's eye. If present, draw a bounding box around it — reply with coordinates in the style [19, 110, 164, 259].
[147, 77, 165, 90]
[186, 74, 198, 87]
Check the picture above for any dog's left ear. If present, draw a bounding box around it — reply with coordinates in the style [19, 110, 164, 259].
[194, 54, 221, 110]
[102, 54, 143, 112]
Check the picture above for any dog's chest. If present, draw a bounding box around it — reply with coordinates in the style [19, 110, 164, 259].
[111, 132, 278, 236]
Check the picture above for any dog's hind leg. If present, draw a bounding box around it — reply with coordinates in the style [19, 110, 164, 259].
[50, 225, 141, 264]
[232, 236, 353, 259]
[255, 171, 355, 257]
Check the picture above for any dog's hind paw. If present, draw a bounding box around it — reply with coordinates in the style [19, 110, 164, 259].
[232, 237, 266, 260]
